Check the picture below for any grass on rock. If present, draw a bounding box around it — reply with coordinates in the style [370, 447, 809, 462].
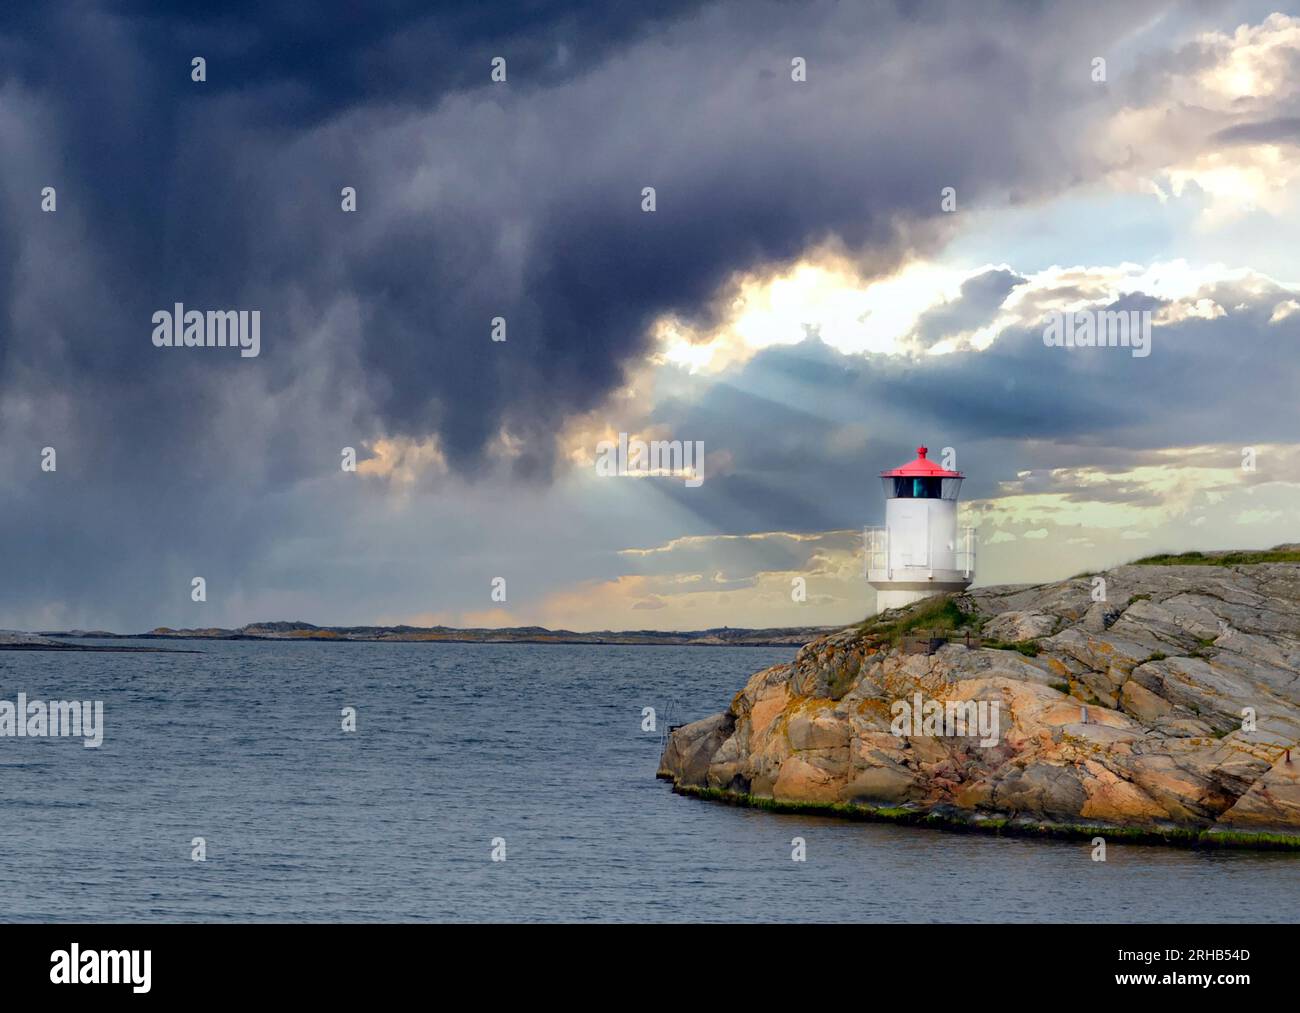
[1133, 548, 1300, 566]
[859, 595, 975, 647]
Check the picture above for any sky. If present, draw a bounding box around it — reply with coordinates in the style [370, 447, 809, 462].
[1, 0, 1299, 633]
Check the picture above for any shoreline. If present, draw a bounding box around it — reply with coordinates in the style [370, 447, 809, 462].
[661, 780, 1300, 852]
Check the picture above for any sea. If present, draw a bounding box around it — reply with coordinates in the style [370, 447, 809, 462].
[0, 640, 1294, 922]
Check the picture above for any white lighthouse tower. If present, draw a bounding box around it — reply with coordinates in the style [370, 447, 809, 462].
[865, 446, 976, 613]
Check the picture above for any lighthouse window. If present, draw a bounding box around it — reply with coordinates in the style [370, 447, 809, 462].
[889, 476, 943, 499]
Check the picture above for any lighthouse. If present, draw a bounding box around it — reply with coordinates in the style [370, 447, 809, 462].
[865, 446, 976, 613]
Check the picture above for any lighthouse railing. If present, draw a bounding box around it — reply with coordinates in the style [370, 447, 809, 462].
[956, 526, 977, 578]
[862, 526, 889, 577]
[865, 524, 975, 579]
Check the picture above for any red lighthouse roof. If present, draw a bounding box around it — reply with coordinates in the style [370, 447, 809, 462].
[880, 446, 962, 478]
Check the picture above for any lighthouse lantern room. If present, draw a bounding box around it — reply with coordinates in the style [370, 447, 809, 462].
[865, 446, 976, 613]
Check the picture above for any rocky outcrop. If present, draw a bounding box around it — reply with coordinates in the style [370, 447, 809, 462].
[0, 632, 181, 652]
[0, 632, 69, 648]
[658, 562, 1300, 846]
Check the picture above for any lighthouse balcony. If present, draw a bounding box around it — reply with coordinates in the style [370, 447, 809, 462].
[865, 568, 974, 594]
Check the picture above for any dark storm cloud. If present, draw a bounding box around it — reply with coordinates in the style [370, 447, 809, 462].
[0, 1, 705, 482]
[0, 2, 710, 123]
[1, 0, 1174, 478]
[0, 0, 1184, 626]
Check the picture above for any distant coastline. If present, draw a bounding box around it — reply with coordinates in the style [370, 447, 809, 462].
[0, 632, 194, 653]
[19, 620, 835, 649]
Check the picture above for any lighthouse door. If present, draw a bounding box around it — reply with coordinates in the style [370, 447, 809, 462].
[889, 500, 930, 568]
